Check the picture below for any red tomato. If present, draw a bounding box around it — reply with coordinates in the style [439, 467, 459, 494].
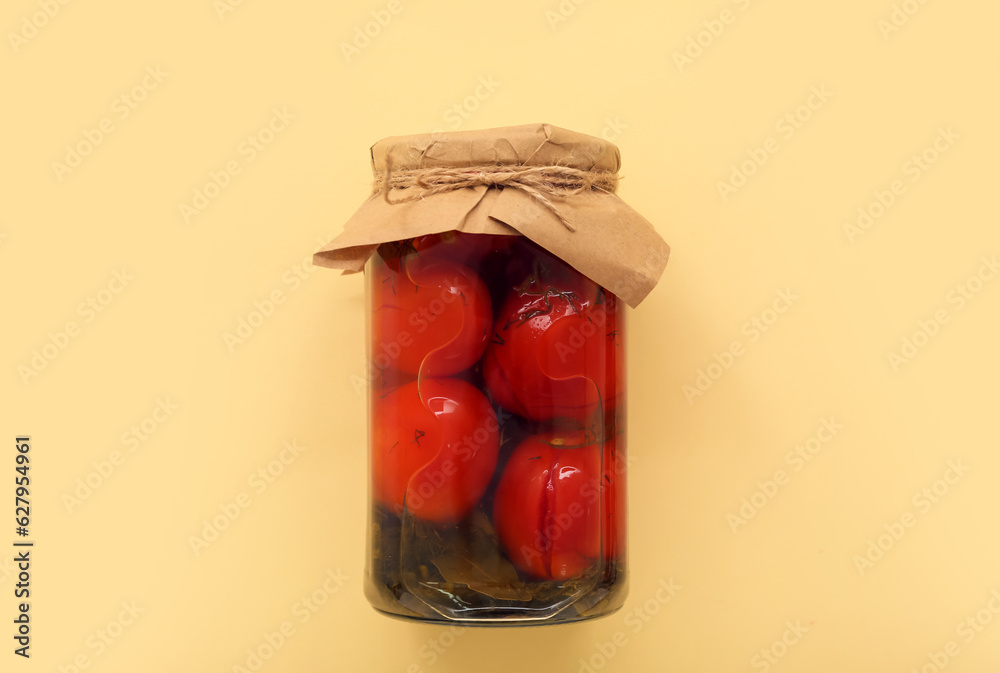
[371, 253, 492, 378]
[493, 432, 606, 580]
[482, 252, 624, 422]
[372, 378, 499, 523]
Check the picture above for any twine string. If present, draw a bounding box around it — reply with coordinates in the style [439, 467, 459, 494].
[373, 156, 619, 232]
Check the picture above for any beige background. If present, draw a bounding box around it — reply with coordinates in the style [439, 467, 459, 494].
[3, 0, 1000, 671]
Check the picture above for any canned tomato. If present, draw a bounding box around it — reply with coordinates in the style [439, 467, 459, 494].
[315, 123, 669, 625]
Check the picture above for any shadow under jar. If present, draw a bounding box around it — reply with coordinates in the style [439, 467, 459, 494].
[364, 231, 628, 625]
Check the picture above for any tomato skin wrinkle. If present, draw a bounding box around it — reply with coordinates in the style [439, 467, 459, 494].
[509, 288, 582, 327]
[493, 433, 605, 580]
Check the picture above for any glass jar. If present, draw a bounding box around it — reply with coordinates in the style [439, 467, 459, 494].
[364, 231, 627, 625]
[313, 123, 671, 626]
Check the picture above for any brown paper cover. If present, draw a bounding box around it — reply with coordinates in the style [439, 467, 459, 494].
[313, 123, 670, 308]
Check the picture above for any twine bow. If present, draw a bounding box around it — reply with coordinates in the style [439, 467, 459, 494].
[373, 157, 619, 232]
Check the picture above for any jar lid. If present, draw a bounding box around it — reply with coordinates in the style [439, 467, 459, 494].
[314, 123, 670, 308]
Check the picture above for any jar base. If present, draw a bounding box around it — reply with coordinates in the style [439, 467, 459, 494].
[364, 561, 629, 627]
[370, 601, 626, 627]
